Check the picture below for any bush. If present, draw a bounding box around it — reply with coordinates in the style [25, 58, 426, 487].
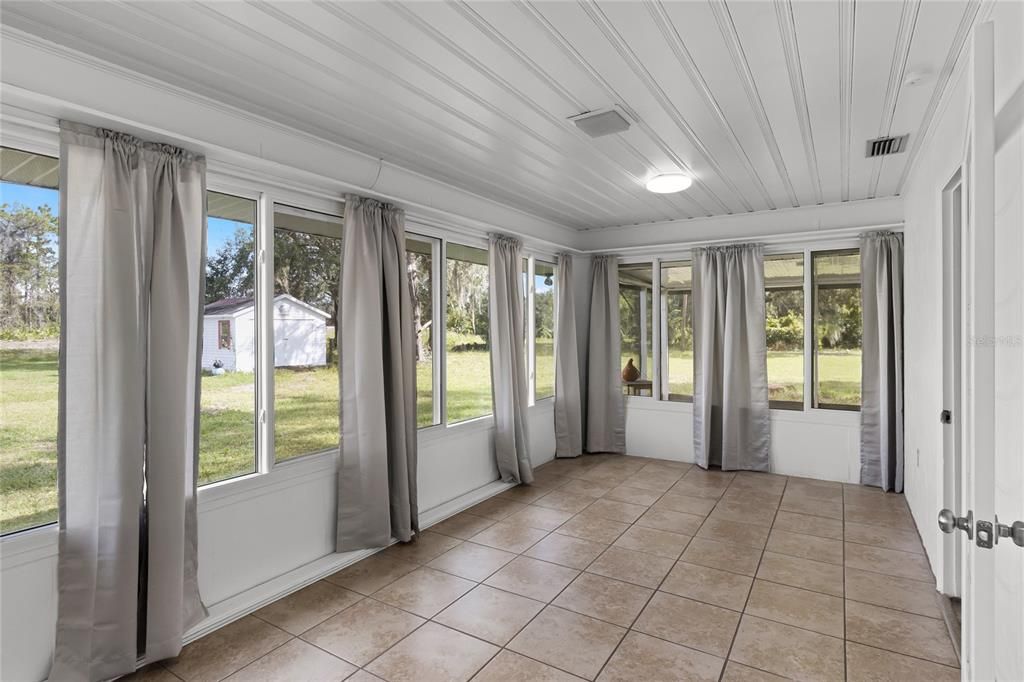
[766, 312, 803, 350]
[0, 324, 60, 341]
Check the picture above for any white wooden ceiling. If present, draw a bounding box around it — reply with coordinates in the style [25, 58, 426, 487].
[2, 1, 982, 230]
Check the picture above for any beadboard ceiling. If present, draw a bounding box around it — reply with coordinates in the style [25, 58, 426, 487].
[2, 1, 982, 230]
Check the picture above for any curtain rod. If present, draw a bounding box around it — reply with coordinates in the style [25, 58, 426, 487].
[579, 222, 904, 255]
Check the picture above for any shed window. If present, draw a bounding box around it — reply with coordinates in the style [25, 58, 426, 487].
[217, 319, 232, 349]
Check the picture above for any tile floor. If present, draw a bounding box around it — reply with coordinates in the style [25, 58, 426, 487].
[135, 455, 959, 681]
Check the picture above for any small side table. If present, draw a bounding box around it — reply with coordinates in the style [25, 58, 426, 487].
[623, 380, 653, 397]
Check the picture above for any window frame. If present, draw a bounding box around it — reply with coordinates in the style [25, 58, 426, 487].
[617, 258, 657, 399]
[216, 319, 232, 350]
[658, 259, 693, 403]
[0, 144, 62, 537]
[407, 231, 442, 429]
[269, 202, 345, 465]
[764, 252, 806, 411]
[442, 236, 493, 426]
[530, 256, 557, 404]
[810, 247, 863, 412]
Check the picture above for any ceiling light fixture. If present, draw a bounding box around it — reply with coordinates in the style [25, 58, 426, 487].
[645, 173, 693, 193]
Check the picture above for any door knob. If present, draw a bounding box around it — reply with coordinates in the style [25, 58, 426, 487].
[938, 508, 974, 539]
[994, 516, 1024, 548]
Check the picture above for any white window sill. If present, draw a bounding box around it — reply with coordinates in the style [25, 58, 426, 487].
[625, 397, 861, 425]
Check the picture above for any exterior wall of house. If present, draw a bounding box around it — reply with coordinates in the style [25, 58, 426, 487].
[201, 316, 237, 372]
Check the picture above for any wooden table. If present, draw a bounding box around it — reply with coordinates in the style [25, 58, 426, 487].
[623, 380, 653, 396]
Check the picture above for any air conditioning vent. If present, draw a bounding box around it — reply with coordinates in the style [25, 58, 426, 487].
[865, 134, 909, 158]
[569, 108, 631, 138]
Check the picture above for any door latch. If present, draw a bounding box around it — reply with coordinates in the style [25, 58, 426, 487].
[938, 508, 974, 539]
[940, 409, 952, 424]
[976, 519, 994, 548]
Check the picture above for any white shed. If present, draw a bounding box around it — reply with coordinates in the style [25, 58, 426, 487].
[202, 294, 330, 372]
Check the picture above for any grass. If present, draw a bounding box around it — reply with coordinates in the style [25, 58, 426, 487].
[1, 342, 857, 533]
[622, 349, 860, 405]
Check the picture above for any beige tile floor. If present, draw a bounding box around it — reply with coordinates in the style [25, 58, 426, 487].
[133, 455, 959, 682]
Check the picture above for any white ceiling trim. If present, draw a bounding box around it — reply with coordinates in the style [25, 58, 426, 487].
[645, 0, 779, 211]
[839, 0, 856, 202]
[187, 2, 617, 225]
[0, 28, 583, 254]
[515, 0, 714, 218]
[708, 0, 800, 209]
[774, 0, 824, 205]
[580, 0, 752, 213]
[868, 0, 921, 198]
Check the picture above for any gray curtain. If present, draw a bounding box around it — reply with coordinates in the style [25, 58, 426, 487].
[488, 235, 533, 483]
[860, 231, 905, 492]
[554, 254, 583, 457]
[586, 256, 626, 453]
[53, 122, 207, 682]
[336, 196, 418, 551]
[692, 244, 770, 471]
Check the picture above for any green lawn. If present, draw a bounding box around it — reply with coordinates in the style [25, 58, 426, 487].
[621, 349, 860, 406]
[1, 342, 857, 533]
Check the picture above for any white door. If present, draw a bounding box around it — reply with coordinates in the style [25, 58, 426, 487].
[947, 20, 1024, 682]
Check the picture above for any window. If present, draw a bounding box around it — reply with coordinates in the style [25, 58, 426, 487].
[765, 253, 805, 408]
[217, 319, 233, 350]
[408, 235, 438, 427]
[660, 261, 693, 401]
[619, 262, 653, 396]
[272, 205, 342, 460]
[534, 260, 555, 401]
[0, 147, 60, 534]
[812, 249, 862, 409]
[445, 243, 491, 423]
[201, 191, 258, 485]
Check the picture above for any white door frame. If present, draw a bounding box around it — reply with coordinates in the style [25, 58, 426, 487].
[962, 19, 996, 681]
[940, 168, 965, 599]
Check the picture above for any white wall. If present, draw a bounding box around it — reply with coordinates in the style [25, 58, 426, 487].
[625, 399, 861, 483]
[901, 1, 1023, 588]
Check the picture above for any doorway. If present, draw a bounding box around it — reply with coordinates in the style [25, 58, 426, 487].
[941, 169, 964, 605]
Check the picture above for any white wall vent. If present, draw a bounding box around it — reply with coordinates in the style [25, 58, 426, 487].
[569, 108, 631, 138]
[865, 134, 909, 157]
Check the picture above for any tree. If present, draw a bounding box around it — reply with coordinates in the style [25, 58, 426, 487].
[0, 202, 59, 338]
[205, 227, 255, 303]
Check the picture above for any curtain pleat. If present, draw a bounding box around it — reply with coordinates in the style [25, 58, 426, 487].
[554, 254, 583, 458]
[692, 244, 770, 471]
[488, 235, 533, 483]
[859, 231, 905, 492]
[586, 256, 625, 453]
[336, 196, 419, 551]
[53, 122, 206, 682]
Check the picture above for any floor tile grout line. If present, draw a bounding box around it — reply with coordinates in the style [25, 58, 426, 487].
[200, 460, 944, 682]
[716, 474, 785, 682]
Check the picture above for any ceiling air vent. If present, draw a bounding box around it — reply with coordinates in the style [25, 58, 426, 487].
[570, 107, 631, 138]
[865, 134, 909, 158]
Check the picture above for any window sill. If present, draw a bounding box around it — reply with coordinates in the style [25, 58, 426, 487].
[624, 399, 861, 425]
[0, 522, 58, 569]
[199, 450, 338, 512]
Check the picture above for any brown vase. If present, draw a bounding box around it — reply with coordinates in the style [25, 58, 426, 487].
[622, 358, 640, 382]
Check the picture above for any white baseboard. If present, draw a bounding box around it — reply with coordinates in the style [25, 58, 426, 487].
[181, 478, 515, 646]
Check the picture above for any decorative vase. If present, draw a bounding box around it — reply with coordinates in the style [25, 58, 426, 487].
[622, 358, 640, 382]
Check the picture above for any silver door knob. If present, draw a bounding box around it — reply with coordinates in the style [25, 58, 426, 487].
[994, 516, 1024, 548]
[938, 508, 974, 539]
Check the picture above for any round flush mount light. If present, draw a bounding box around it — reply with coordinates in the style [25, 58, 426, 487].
[645, 173, 693, 193]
